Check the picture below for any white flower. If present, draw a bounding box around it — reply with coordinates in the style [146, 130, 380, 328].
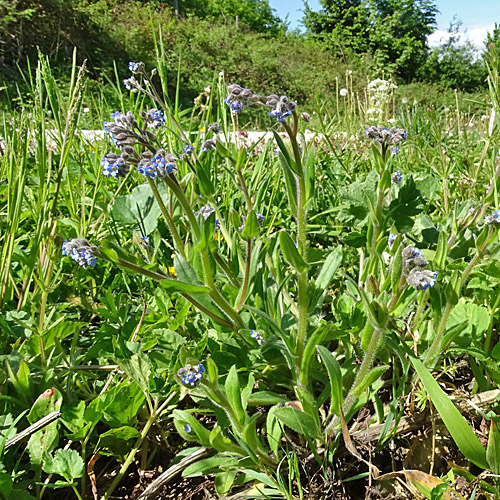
[339, 88, 348, 97]
[402, 97, 408, 104]
[83, 107, 90, 113]
[347, 70, 353, 75]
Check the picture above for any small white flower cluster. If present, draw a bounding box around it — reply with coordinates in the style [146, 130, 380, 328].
[366, 78, 397, 123]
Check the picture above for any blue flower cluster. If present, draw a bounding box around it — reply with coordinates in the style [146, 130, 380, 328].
[195, 204, 221, 231]
[224, 84, 259, 114]
[365, 125, 407, 145]
[128, 61, 144, 74]
[177, 364, 204, 386]
[401, 245, 437, 291]
[266, 94, 296, 123]
[486, 210, 500, 224]
[146, 109, 165, 129]
[269, 109, 291, 123]
[137, 150, 177, 179]
[392, 170, 403, 184]
[101, 155, 130, 178]
[182, 144, 194, 155]
[62, 238, 97, 268]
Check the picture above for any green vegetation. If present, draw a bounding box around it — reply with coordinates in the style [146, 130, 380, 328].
[2, 1, 500, 499]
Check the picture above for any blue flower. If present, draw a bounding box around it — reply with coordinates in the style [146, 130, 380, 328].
[392, 170, 403, 183]
[250, 330, 265, 345]
[177, 364, 204, 386]
[148, 109, 165, 129]
[269, 109, 291, 123]
[183, 424, 192, 433]
[62, 238, 97, 268]
[224, 97, 243, 114]
[128, 61, 144, 74]
[486, 210, 500, 224]
[182, 144, 194, 155]
[407, 270, 438, 291]
[201, 139, 216, 152]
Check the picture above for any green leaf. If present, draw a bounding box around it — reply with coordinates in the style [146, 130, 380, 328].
[272, 130, 300, 175]
[0, 470, 13, 498]
[120, 352, 152, 396]
[173, 410, 212, 447]
[266, 408, 282, 457]
[317, 345, 343, 416]
[27, 389, 62, 465]
[247, 391, 288, 406]
[273, 406, 321, 439]
[97, 426, 141, 459]
[215, 469, 237, 497]
[315, 247, 343, 289]
[209, 425, 243, 454]
[42, 449, 84, 481]
[159, 278, 209, 294]
[487, 420, 500, 475]
[352, 365, 388, 397]
[241, 210, 260, 240]
[110, 182, 167, 235]
[279, 231, 308, 272]
[183, 455, 239, 477]
[410, 356, 488, 469]
[225, 365, 246, 425]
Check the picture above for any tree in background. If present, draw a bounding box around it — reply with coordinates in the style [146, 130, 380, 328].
[304, 0, 437, 80]
[303, 0, 370, 56]
[183, 0, 284, 34]
[420, 19, 487, 92]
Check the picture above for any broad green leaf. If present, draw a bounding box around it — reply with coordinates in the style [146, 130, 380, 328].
[97, 426, 141, 459]
[0, 470, 13, 498]
[317, 345, 343, 416]
[173, 409, 212, 447]
[159, 278, 209, 294]
[215, 469, 237, 497]
[209, 426, 243, 454]
[110, 182, 167, 235]
[279, 231, 308, 272]
[120, 352, 152, 395]
[410, 356, 488, 469]
[266, 408, 282, 457]
[27, 389, 62, 465]
[42, 449, 84, 481]
[272, 130, 300, 175]
[273, 406, 321, 439]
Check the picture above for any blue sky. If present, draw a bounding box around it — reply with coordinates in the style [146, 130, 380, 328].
[269, 0, 498, 48]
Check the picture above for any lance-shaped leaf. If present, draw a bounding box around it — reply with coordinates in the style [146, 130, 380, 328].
[279, 231, 308, 273]
[411, 356, 488, 469]
[317, 345, 343, 417]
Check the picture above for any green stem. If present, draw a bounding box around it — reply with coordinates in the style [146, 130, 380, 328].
[147, 178, 185, 257]
[181, 292, 234, 330]
[424, 247, 486, 365]
[101, 395, 175, 500]
[163, 175, 200, 239]
[236, 239, 252, 312]
[370, 186, 386, 253]
[236, 169, 253, 211]
[326, 325, 385, 434]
